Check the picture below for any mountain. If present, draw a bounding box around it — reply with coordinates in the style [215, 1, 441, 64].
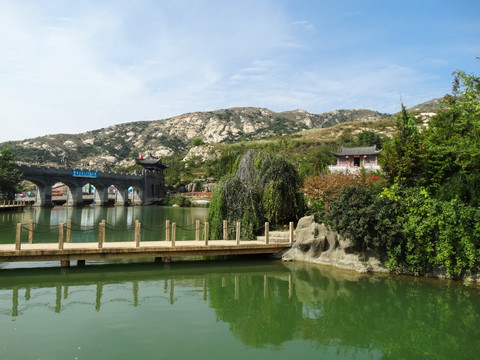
[408, 98, 444, 112]
[1, 101, 442, 168]
[1, 107, 389, 168]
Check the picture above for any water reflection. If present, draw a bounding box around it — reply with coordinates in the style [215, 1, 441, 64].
[0, 206, 208, 244]
[1, 261, 479, 359]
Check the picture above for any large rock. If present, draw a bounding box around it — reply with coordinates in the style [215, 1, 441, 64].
[282, 215, 388, 273]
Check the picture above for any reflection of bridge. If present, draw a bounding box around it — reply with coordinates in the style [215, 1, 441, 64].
[16, 161, 167, 207]
[0, 263, 293, 316]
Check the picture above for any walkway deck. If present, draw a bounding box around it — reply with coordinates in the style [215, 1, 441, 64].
[0, 240, 291, 263]
[0, 200, 26, 212]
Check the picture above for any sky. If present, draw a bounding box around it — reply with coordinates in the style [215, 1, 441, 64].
[0, 0, 479, 143]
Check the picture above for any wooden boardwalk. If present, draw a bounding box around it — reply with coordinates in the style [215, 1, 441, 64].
[0, 219, 294, 266]
[0, 240, 291, 263]
[0, 200, 27, 211]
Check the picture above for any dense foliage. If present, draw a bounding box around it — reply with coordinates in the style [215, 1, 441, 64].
[207, 150, 305, 240]
[0, 147, 23, 199]
[306, 71, 480, 278]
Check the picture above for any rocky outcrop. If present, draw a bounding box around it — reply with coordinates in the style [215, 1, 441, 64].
[283, 215, 480, 282]
[282, 215, 388, 273]
[183, 145, 219, 162]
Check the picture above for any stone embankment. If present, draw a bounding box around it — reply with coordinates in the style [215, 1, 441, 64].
[283, 215, 480, 283]
[282, 215, 387, 273]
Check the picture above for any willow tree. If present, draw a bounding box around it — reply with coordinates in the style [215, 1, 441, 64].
[207, 150, 305, 240]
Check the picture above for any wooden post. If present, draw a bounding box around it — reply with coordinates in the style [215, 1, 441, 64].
[288, 274, 292, 299]
[195, 220, 200, 241]
[134, 220, 141, 247]
[289, 222, 294, 244]
[58, 223, 64, 249]
[15, 223, 22, 250]
[166, 220, 170, 242]
[28, 220, 34, 244]
[264, 275, 268, 298]
[234, 276, 239, 300]
[102, 220, 106, 244]
[265, 222, 269, 244]
[204, 222, 209, 245]
[236, 222, 241, 245]
[172, 222, 176, 247]
[66, 220, 72, 243]
[98, 220, 105, 248]
[223, 220, 228, 240]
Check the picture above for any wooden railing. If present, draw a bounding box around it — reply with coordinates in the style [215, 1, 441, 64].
[0, 220, 295, 266]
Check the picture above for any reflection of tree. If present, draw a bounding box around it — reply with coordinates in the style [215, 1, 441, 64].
[1, 262, 479, 358]
[288, 264, 480, 359]
[207, 274, 302, 348]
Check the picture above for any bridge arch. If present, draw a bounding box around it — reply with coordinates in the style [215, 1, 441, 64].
[16, 163, 166, 207]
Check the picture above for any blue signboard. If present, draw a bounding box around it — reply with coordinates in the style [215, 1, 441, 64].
[72, 169, 98, 178]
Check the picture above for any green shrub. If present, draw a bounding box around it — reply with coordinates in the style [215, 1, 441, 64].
[191, 138, 204, 147]
[163, 194, 191, 207]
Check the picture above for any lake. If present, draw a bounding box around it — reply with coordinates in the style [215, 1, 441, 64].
[0, 206, 209, 246]
[1, 207, 479, 359]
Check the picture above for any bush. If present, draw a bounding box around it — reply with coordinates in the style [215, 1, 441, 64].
[191, 138, 204, 147]
[325, 183, 403, 256]
[400, 188, 480, 276]
[163, 194, 191, 207]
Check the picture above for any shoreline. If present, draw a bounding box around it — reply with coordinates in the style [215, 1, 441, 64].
[281, 215, 480, 284]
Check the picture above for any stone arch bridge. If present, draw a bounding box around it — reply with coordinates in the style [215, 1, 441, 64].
[16, 163, 167, 207]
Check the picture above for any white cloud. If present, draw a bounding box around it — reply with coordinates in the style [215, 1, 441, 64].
[0, 0, 470, 143]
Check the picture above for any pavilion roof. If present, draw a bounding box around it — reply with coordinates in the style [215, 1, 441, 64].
[332, 145, 382, 157]
[135, 157, 169, 170]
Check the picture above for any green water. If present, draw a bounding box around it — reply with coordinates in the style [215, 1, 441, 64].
[0, 206, 208, 244]
[1, 207, 480, 359]
[0, 261, 479, 360]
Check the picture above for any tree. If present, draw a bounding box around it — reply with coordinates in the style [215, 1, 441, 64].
[353, 130, 388, 149]
[257, 156, 305, 225]
[379, 105, 426, 187]
[303, 173, 360, 212]
[163, 155, 185, 188]
[312, 145, 336, 175]
[207, 150, 305, 239]
[422, 70, 480, 205]
[376, 71, 480, 276]
[207, 149, 244, 180]
[0, 147, 23, 199]
[191, 137, 204, 147]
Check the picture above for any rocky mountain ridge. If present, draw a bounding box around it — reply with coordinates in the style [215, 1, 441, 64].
[1, 102, 440, 168]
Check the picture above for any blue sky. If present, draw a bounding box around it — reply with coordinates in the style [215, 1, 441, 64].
[1, 0, 479, 143]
